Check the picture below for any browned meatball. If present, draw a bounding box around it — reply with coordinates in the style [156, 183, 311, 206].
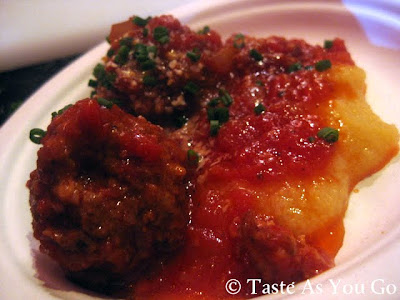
[239, 213, 333, 284]
[92, 15, 223, 123]
[27, 98, 189, 292]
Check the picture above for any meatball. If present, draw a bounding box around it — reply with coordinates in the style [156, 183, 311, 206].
[27, 99, 189, 292]
[92, 15, 223, 122]
[239, 213, 333, 283]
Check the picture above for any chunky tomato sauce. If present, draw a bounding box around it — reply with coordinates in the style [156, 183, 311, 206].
[132, 23, 354, 299]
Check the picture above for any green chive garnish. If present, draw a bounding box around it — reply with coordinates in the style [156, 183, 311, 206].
[207, 107, 229, 123]
[287, 62, 302, 73]
[119, 37, 133, 48]
[97, 98, 113, 109]
[29, 128, 46, 144]
[153, 26, 169, 44]
[134, 44, 149, 61]
[92, 64, 115, 89]
[143, 27, 149, 37]
[147, 45, 157, 53]
[210, 120, 220, 136]
[324, 40, 333, 49]
[51, 104, 73, 119]
[143, 75, 157, 86]
[215, 107, 229, 123]
[198, 25, 210, 34]
[187, 149, 200, 165]
[107, 48, 115, 58]
[114, 45, 130, 65]
[140, 59, 156, 70]
[187, 49, 201, 62]
[254, 103, 266, 115]
[207, 98, 220, 107]
[133, 16, 150, 27]
[184, 81, 200, 95]
[219, 89, 233, 106]
[317, 127, 339, 143]
[206, 89, 233, 136]
[315, 59, 332, 72]
[93, 64, 105, 79]
[88, 79, 98, 88]
[250, 49, 263, 61]
[233, 33, 245, 49]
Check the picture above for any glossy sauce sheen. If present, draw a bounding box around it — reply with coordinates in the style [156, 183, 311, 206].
[133, 20, 356, 299]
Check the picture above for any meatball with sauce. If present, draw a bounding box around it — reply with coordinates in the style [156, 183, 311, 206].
[239, 213, 333, 284]
[92, 15, 223, 123]
[27, 99, 189, 292]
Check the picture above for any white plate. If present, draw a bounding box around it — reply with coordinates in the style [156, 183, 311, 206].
[0, 0, 196, 72]
[1, 0, 399, 299]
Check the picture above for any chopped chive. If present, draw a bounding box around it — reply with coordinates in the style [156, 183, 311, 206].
[287, 62, 302, 73]
[143, 75, 157, 86]
[147, 45, 157, 53]
[143, 27, 149, 37]
[207, 98, 220, 107]
[207, 108, 215, 121]
[93, 63, 106, 79]
[233, 33, 245, 49]
[198, 25, 210, 34]
[90, 90, 96, 97]
[210, 120, 220, 136]
[215, 107, 229, 123]
[97, 98, 113, 109]
[187, 49, 201, 62]
[255, 80, 263, 86]
[119, 37, 133, 48]
[159, 36, 169, 44]
[187, 149, 200, 165]
[184, 81, 200, 95]
[315, 59, 332, 72]
[141, 59, 156, 70]
[254, 103, 266, 115]
[317, 127, 339, 143]
[304, 65, 314, 70]
[106, 35, 110, 44]
[250, 49, 263, 61]
[153, 26, 169, 44]
[88, 79, 98, 88]
[308, 136, 316, 143]
[219, 89, 233, 106]
[51, 104, 73, 119]
[207, 107, 229, 123]
[134, 44, 157, 70]
[29, 128, 46, 144]
[134, 43, 148, 61]
[324, 40, 333, 49]
[133, 16, 150, 27]
[107, 48, 115, 58]
[114, 45, 130, 65]
[93, 64, 115, 89]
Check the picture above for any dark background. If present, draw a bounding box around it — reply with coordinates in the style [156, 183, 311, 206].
[0, 55, 79, 126]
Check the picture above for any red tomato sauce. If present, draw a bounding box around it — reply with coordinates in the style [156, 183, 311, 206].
[134, 36, 354, 299]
